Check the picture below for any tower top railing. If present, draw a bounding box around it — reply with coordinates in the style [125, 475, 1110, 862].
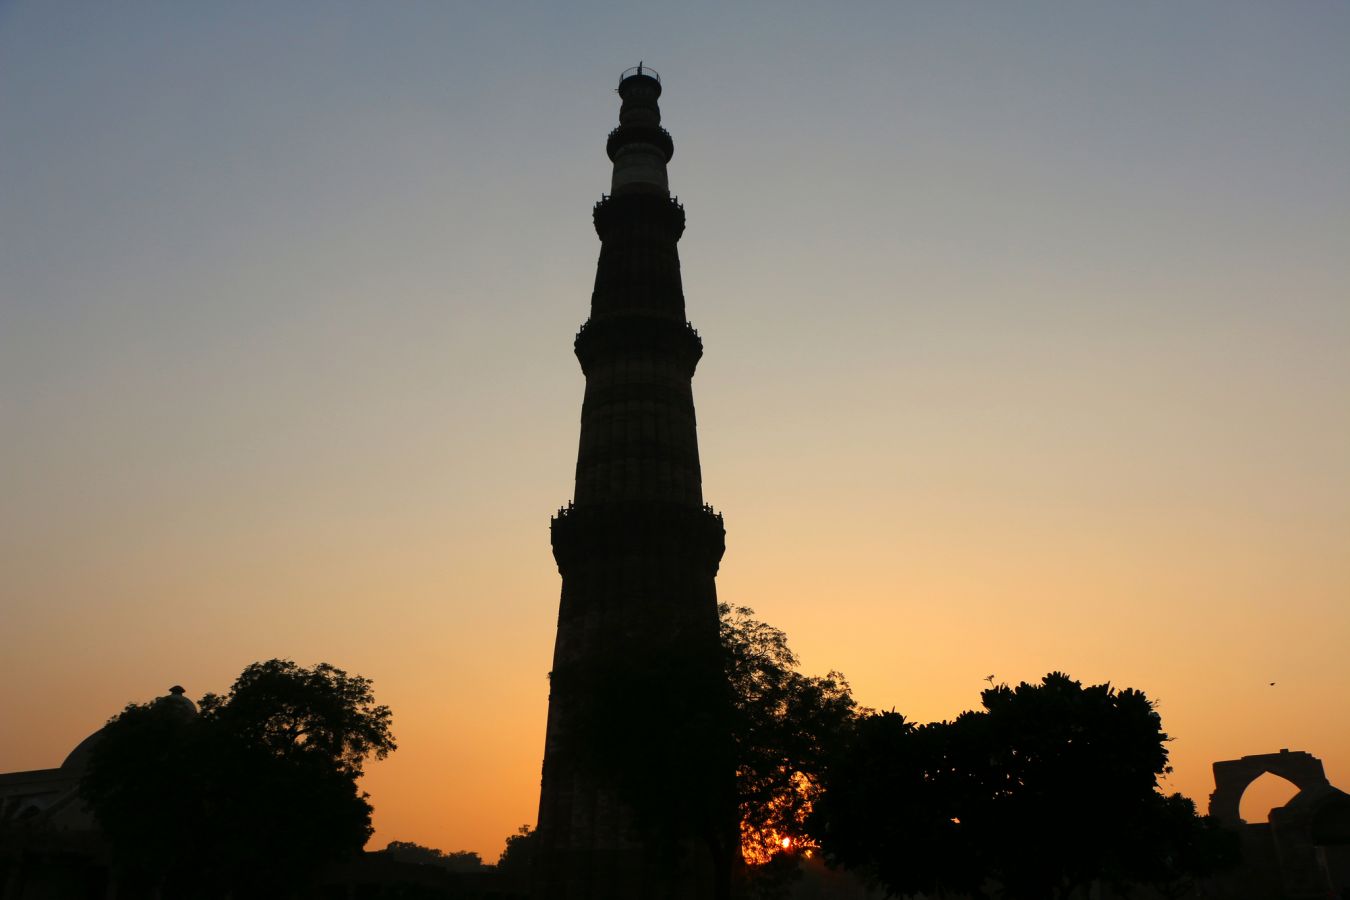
[619, 64, 660, 86]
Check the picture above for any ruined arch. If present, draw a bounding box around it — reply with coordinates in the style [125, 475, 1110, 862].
[1310, 794, 1350, 846]
[1209, 749, 1330, 826]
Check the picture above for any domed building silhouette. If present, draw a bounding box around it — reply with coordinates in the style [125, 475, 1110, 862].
[0, 685, 195, 897]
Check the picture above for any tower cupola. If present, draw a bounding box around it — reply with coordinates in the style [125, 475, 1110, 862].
[608, 64, 673, 196]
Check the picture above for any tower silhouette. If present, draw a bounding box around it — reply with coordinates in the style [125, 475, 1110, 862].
[532, 67, 734, 899]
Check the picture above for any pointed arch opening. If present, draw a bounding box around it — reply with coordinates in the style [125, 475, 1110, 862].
[1240, 771, 1301, 823]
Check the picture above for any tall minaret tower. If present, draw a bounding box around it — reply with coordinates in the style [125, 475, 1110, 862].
[533, 67, 733, 899]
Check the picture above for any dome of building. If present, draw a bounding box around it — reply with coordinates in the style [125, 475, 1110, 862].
[59, 685, 197, 771]
[151, 684, 198, 719]
[60, 728, 103, 771]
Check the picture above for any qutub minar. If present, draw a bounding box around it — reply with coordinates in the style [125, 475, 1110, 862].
[532, 67, 735, 898]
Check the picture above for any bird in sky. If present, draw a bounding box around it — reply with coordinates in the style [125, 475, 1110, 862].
[1270, 682, 1277, 686]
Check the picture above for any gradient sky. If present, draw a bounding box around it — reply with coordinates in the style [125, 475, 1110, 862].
[2, 1, 1348, 860]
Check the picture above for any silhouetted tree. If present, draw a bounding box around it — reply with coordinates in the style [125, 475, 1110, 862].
[495, 824, 537, 888]
[721, 605, 857, 865]
[80, 660, 395, 898]
[1119, 792, 1241, 899]
[71, 693, 203, 892]
[379, 840, 486, 872]
[805, 711, 985, 899]
[813, 673, 1179, 900]
[199, 660, 394, 779]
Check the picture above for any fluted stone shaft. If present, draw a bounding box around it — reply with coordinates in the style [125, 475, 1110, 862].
[533, 70, 732, 900]
[574, 198, 703, 508]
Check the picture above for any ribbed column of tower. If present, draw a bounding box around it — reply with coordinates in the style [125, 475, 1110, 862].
[533, 68, 733, 900]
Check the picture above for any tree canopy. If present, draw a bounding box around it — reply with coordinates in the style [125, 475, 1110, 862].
[378, 840, 486, 873]
[80, 660, 395, 897]
[199, 659, 394, 779]
[1121, 792, 1241, 900]
[495, 824, 538, 887]
[720, 604, 857, 867]
[811, 672, 1232, 899]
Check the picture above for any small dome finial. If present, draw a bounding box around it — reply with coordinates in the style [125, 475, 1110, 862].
[152, 684, 198, 719]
